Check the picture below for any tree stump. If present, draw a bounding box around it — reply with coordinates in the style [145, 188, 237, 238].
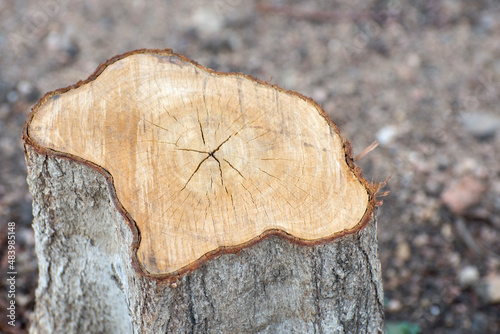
[24, 49, 384, 333]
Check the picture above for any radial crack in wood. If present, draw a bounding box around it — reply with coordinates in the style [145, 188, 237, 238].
[24, 49, 375, 277]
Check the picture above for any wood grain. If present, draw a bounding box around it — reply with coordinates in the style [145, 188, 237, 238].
[25, 49, 374, 276]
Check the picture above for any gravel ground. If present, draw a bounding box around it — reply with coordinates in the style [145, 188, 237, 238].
[1, 0, 500, 333]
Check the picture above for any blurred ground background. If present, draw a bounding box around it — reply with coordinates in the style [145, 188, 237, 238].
[1, 0, 500, 333]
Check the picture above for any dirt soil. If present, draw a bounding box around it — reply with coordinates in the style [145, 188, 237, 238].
[1, 0, 500, 333]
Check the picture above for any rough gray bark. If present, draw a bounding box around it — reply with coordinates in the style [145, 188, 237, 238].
[26, 145, 384, 334]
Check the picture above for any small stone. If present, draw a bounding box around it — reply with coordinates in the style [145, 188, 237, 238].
[440, 176, 486, 215]
[474, 275, 500, 304]
[18, 228, 35, 247]
[0, 104, 9, 120]
[441, 224, 453, 240]
[191, 7, 223, 35]
[407, 53, 421, 68]
[45, 29, 80, 65]
[425, 178, 442, 196]
[444, 313, 455, 327]
[368, 37, 389, 56]
[458, 266, 479, 288]
[6, 90, 18, 103]
[376, 125, 397, 146]
[396, 241, 411, 263]
[386, 299, 402, 312]
[460, 112, 500, 140]
[16, 293, 32, 308]
[430, 305, 440, 316]
[17, 80, 32, 94]
[456, 158, 479, 174]
[420, 298, 431, 308]
[448, 252, 461, 267]
[471, 312, 489, 332]
[413, 234, 429, 247]
[17, 80, 40, 102]
[475, 13, 497, 35]
[312, 88, 328, 104]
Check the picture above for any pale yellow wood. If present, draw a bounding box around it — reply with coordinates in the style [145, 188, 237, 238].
[28, 52, 370, 275]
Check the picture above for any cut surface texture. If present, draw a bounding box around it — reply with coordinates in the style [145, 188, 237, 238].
[25, 49, 374, 276]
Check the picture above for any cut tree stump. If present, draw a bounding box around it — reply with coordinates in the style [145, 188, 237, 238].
[24, 49, 384, 333]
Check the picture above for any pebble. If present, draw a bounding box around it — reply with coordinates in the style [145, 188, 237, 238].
[458, 266, 479, 287]
[16, 294, 32, 308]
[413, 234, 429, 247]
[447, 252, 461, 267]
[395, 64, 415, 82]
[474, 275, 500, 304]
[0, 104, 8, 120]
[456, 158, 479, 174]
[441, 223, 453, 240]
[440, 176, 486, 215]
[45, 29, 80, 65]
[191, 7, 224, 35]
[460, 112, 500, 140]
[6, 90, 18, 103]
[312, 88, 328, 104]
[376, 125, 397, 146]
[475, 13, 497, 35]
[17, 80, 40, 102]
[407, 53, 421, 68]
[471, 312, 489, 332]
[17, 228, 35, 247]
[386, 299, 402, 312]
[396, 241, 411, 263]
[425, 178, 442, 196]
[430, 305, 440, 316]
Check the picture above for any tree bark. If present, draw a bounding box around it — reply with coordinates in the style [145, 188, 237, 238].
[24, 49, 384, 333]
